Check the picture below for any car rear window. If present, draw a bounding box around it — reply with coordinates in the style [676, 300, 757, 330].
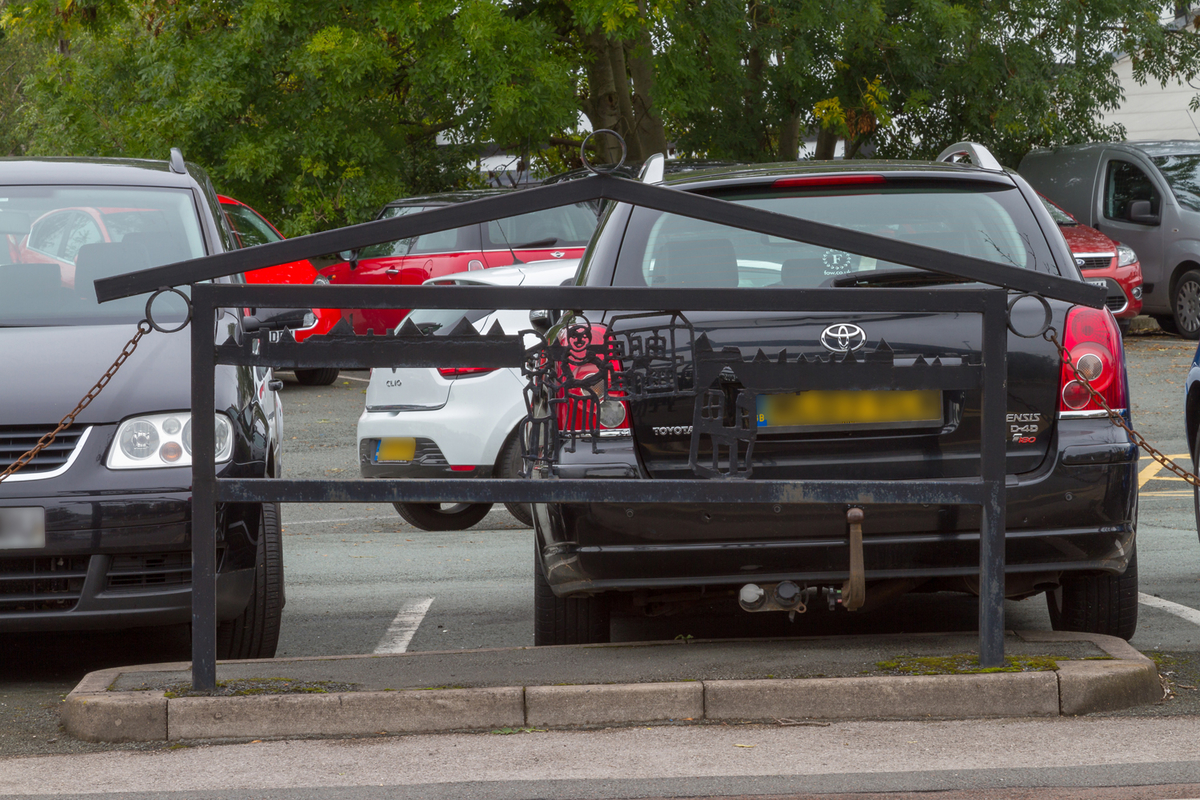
[483, 203, 599, 250]
[611, 183, 1057, 288]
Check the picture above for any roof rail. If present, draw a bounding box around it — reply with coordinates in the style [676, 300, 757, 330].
[169, 147, 189, 176]
[935, 142, 1003, 172]
[640, 153, 665, 184]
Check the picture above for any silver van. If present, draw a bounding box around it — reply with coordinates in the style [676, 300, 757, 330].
[1019, 141, 1200, 337]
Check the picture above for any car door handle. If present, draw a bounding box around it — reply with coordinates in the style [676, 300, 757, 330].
[386, 268, 399, 276]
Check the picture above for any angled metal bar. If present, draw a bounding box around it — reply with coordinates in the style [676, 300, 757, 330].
[96, 175, 1105, 307]
[215, 477, 988, 507]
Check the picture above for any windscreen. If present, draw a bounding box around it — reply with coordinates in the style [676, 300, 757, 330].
[224, 202, 282, 247]
[612, 182, 1056, 288]
[1151, 154, 1200, 212]
[0, 186, 205, 326]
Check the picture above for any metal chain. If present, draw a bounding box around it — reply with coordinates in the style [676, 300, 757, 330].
[0, 321, 153, 484]
[1045, 326, 1200, 487]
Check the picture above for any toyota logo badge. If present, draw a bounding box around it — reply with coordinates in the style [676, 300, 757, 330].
[820, 323, 867, 353]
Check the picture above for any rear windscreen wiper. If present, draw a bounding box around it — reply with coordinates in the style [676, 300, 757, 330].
[827, 269, 972, 288]
[512, 237, 558, 249]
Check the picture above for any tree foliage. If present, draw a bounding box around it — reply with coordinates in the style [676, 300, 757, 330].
[3, 0, 578, 234]
[3, 0, 1200, 231]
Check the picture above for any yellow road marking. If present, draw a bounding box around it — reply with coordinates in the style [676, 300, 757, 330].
[1137, 455, 1191, 488]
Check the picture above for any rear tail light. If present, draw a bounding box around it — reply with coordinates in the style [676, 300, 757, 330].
[773, 174, 886, 188]
[1058, 306, 1128, 414]
[555, 323, 630, 433]
[437, 367, 496, 378]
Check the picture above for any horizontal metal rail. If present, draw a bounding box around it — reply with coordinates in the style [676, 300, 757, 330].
[202, 283, 1019, 312]
[216, 478, 989, 507]
[97, 175, 1105, 308]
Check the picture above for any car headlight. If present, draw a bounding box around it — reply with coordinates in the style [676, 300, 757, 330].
[1117, 244, 1138, 267]
[107, 413, 233, 469]
[313, 274, 330, 286]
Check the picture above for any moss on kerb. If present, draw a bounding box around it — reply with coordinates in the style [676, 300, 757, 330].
[875, 654, 1060, 675]
[161, 678, 358, 698]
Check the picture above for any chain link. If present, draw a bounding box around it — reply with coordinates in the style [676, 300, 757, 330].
[1045, 326, 1200, 487]
[0, 321, 153, 484]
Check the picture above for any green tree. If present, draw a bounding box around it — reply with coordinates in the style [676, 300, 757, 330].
[3, 0, 579, 233]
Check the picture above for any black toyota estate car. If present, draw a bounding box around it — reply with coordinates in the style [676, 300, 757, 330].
[531, 147, 1138, 645]
[0, 155, 283, 659]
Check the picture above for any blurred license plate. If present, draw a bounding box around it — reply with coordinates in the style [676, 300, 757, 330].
[0, 507, 46, 549]
[376, 438, 417, 462]
[756, 390, 942, 431]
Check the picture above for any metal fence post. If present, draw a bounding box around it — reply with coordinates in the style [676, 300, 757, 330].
[190, 285, 218, 692]
[978, 290, 1009, 667]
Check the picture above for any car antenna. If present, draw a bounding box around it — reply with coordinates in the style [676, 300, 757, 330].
[490, 211, 525, 265]
[169, 148, 189, 176]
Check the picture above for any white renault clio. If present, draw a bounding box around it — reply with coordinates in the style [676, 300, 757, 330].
[357, 260, 580, 530]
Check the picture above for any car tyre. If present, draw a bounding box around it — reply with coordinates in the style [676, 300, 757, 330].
[1045, 545, 1138, 641]
[217, 503, 284, 660]
[498, 431, 533, 527]
[1153, 314, 1179, 335]
[534, 544, 610, 645]
[393, 501, 492, 531]
[1173, 270, 1200, 339]
[294, 368, 340, 386]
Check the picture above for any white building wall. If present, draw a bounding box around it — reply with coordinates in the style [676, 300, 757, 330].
[1104, 55, 1200, 141]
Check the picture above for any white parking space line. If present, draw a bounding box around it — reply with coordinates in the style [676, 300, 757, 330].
[1139, 592, 1200, 627]
[374, 598, 435, 654]
[337, 374, 371, 383]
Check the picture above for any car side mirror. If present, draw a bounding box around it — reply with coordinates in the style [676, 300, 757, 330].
[1126, 200, 1160, 225]
[339, 249, 359, 270]
[242, 313, 262, 333]
[529, 308, 558, 333]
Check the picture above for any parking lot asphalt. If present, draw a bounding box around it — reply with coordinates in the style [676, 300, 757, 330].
[62, 629, 1162, 743]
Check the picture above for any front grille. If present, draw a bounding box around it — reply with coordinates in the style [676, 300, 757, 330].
[0, 556, 89, 612]
[1106, 294, 1129, 313]
[105, 553, 191, 593]
[1078, 256, 1114, 270]
[0, 425, 87, 475]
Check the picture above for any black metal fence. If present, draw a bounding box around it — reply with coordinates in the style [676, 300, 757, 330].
[95, 173, 1105, 691]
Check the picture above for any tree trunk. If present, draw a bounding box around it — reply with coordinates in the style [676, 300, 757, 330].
[815, 127, 838, 160]
[626, 3, 668, 161]
[779, 111, 802, 160]
[581, 28, 625, 165]
[607, 37, 642, 163]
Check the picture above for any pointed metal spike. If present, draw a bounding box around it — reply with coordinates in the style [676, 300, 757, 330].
[396, 318, 423, 338]
[875, 338, 894, 353]
[912, 354, 929, 367]
[447, 316, 479, 337]
[753, 349, 771, 363]
[327, 318, 355, 337]
[694, 332, 713, 352]
[486, 320, 507, 338]
[777, 349, 788, 364]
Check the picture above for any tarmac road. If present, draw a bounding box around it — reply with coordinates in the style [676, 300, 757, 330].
[4, 330, 1200, 763]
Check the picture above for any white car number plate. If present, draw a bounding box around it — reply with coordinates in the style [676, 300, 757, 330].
[0, 507, 46, 549]
[1087, 279, 1107, 289]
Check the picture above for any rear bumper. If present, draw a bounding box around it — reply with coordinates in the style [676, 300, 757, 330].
[533, 419, 1138, 595]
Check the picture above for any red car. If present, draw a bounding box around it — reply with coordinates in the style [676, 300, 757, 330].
[220, 195, 341, 385]
[1039, 194, 1143, 332]
[320, 191, 601, 334]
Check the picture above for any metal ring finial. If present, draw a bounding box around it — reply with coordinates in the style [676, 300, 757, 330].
[580, 129, 627, 175]
[1006, 292, 1053, 338]
[145, 286, 193, 334]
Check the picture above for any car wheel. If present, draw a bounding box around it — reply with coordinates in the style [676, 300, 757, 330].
[534, 543, 610, 645]
[498, 431, 533, 527]
[393, 502, 492, 531]
[1173, 270, 1200, 339]
[294, 368, 340, 386]
[217, 503, 284, 660]
[1045, 545, 1138, 641]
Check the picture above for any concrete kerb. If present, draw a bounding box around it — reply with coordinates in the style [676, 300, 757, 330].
[61, 630, 1165, 743]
